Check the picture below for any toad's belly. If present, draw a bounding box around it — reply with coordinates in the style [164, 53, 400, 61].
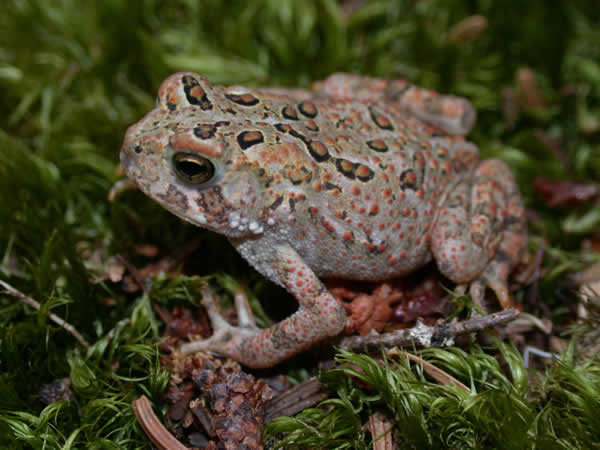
[284, 223, 433, 281]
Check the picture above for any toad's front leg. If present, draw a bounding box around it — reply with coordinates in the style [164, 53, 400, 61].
[180, 243, 348, 368]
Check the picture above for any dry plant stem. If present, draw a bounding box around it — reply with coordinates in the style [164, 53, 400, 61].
[338, 308, 519, 353]
[368, 413, 394, 450]
[387, 349, 471, 392]
[0, 279, 89, 348]
[132, 395, 187, 450]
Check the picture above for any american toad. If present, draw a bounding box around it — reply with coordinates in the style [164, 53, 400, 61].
[120, 72, 526, 368]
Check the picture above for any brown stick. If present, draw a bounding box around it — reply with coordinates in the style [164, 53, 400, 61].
[337, 309, 519, 353]
[368, 413, 394, 450]
[0, 279, 89, 348]
[388, 349, 471, 392]
[132, 395, 188, 450]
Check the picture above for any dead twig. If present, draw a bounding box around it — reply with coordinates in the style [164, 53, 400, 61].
[0, 279, 89, 348]
[337, 309, 519, 353]
[368, 413, 394, 450]
[387, 349, 471, 392]
[132, 395, 187, 450]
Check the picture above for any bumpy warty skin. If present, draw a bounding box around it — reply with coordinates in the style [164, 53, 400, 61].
[120, 72, 526, 368]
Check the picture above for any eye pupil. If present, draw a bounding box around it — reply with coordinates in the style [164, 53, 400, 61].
[178, 160, 206, 177]
[173, 153, 215, 184]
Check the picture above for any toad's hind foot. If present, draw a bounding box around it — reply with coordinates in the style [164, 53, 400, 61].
[434, 158, 527, 311]
[179, 287, 260, 361]
[469, 262, 513, 310]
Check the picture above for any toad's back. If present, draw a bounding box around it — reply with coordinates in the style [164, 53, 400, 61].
[122, 72, 480, 280]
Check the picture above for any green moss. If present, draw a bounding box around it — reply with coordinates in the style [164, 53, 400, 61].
[266, 344, 600, 448]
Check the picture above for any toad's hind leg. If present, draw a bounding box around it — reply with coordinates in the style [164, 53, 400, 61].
[313, 73, 475, 135]
[432, 159, 526, 309]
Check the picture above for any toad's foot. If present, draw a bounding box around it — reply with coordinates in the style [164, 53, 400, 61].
[180, 287, 261, 361]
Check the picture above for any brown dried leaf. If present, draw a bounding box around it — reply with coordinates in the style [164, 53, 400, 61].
[534, 177, 598, 209]
[517, 68, 546, 109]
[106, 256, 126, 283]
[447, 15, 488, 43]
[264, 377, 329, 423]
[135, 244, 160, 258]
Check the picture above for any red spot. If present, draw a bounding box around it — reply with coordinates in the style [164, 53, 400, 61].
[343, 232, 353, 241]
[322, 219, 335, 232]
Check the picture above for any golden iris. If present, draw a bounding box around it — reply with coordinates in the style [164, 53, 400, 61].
[172, 153, 215, 184]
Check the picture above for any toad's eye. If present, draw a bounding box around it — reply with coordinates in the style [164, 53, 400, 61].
[172, 153, 215, 184]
